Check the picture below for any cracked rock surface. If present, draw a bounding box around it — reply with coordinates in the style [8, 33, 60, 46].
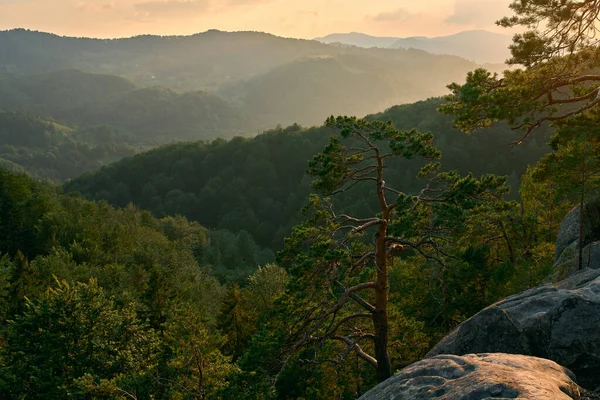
[554, 202, 600, 274]
[359, 353, 579, 400]
[427, 268, 600, 390]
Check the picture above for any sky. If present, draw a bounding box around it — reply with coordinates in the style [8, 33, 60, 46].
[0, 0, 515, 39]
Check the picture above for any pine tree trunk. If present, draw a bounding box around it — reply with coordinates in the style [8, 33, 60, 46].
[373, 223, 391, 382]
[578, 186, 585, 270]
[372, 148, 391, 382]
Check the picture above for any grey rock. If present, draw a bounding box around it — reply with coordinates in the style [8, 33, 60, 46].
[554, 241, 580, 278]
[555, 200, 600, 265]
[556, 206, 582, 259]
[553, 241, 600, 280]
[359, 353, 580, 400]
[427, 268, 600, 390]
[582, 242, 600, 270]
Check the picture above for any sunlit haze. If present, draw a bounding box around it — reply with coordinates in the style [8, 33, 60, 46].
[2, 0, 599, 397]
[1, 0, 514, 38]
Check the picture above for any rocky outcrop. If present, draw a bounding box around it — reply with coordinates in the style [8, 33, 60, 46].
[555, 240, 600, 275]
[427, 268, 600, 390]
[556, 206, 584, 259]
[359, 353, 580, 400]
[582, 242, 600, 270]
[554, 201, 600, 274]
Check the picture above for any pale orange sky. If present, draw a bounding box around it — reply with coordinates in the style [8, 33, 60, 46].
[0, 0, 515, 39]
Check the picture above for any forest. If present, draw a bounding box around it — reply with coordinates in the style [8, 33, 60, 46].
[0, 122, 566, 397]
[65, 98, 551, 250]
[2, 1, 600, 398]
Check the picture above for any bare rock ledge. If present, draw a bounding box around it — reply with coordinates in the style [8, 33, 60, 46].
[359, 353, 579, 400]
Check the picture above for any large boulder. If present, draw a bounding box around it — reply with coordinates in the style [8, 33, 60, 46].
[359, 353, 580, 400]
[427, 268, 600, 390]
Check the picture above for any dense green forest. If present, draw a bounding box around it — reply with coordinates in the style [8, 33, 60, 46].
[0, 110, 138, 182]
[0, 66, 560, 400]
[0, 69, 255, 181]
[0, 168, 286, 398]
[3, 3, 600, 396]
[0, 97, 581, 399]
[66, 98, 551, 250]
[0, 29, 514, 183]
[0, 113, 566, 397]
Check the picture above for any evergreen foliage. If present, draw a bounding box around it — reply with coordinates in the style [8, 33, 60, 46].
[0, 70, 254, 145]
[0, 168, 281, 398]
[0, 14, 591, 395]
[0, 110, 136, 182]
[65, 98, 552, 250]
[1, 279, 159, 399]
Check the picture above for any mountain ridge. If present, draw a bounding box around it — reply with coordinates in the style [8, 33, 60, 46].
[314, 30, 513, 63]
[1, 29, 499, 128]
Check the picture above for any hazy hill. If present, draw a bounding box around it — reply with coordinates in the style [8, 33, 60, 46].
[313, 32, 400, 48]
[0, 29, 507, 127]
[0, 70, 255, 143]
[315, 30, 513, 64]
[0, 70, 258, 180]
[0, 29, 339, 91]
[221, 50, 483, 127]
[391, 30, 513, 64]
[0, 70, 138, 115]
[0, 110, 136, 181]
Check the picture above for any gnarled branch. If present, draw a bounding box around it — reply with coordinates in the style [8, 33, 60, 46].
[334, 336, 378, 368]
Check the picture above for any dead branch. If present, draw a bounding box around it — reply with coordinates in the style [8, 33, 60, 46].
[334, 336, 378, 368]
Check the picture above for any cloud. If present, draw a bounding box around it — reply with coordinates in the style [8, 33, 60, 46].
[372, 7, 419, 23]
[134, 0, 208, 14]
[75, 1, 116, 12]
[226, 0, 275, 5]
[445, 0, 511, 26]
[0, 0, 33, 4]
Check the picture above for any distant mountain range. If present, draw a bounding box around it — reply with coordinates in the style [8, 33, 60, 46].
[0, 29, 505, 129]
[314, 30, 513, 64]
[314, 33, 401, 49]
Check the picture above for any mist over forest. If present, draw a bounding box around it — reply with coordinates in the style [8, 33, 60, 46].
[1, 1, 600, 398]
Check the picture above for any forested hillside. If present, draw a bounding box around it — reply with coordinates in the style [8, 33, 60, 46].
[0, 70, 254, 143]
[0, 29, 335, 90]
[0, 110, 137, 181]
[0, 168, 285, 398]
[0, 116, 564, 397]
[1, 103, 568, 398]
[65, 98, 552, 250]
[220, 51, 480, 127]
[0, 70, 257, 180]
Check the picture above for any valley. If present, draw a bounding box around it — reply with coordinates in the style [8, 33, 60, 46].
[0, 5, 596, 397]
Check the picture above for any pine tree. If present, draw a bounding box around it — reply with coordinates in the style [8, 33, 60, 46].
[218, 283, 250, 362]
[279, 116, 508, 382]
